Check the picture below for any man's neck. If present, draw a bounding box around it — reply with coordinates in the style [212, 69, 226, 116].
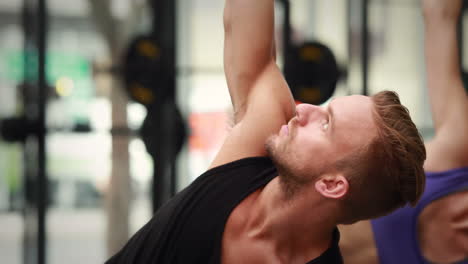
[245, 176, 337, 261]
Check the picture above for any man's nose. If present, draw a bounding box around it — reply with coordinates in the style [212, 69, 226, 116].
[296, 104, 326, 125]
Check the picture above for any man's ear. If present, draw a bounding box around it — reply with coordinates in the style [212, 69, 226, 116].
[314, 174, 349, 199]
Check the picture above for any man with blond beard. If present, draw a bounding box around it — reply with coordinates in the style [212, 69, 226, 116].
[106, 0, 425, 263]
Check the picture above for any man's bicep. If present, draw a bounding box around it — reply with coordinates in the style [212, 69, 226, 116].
[210, 65, 295, 169]
[223, 0, 275, 121]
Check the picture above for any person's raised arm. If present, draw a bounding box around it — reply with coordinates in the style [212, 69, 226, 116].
[422, 0, 468, 170]
[210, 0, 296, 168]
[423, 0, 467, 134]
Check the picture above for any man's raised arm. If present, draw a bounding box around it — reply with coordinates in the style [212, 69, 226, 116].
[224, 0, 276, 121]
[210, 0, 296, 168]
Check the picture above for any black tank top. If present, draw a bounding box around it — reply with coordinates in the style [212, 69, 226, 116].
[106, 157, 343, 264]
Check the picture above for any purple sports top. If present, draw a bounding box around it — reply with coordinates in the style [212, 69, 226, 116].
[371, 167, 468, 264]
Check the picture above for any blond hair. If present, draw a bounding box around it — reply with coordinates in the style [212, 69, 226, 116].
[338, 91, 426, 224]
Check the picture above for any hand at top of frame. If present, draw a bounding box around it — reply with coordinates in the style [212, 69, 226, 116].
[422, 0, 463, 21]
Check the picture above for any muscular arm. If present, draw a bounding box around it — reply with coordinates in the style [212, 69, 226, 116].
[210, 0, 295, 168]
[224, 0, 277, 121]
[423, 0, 468, 170]
[421, 3, 468, 261]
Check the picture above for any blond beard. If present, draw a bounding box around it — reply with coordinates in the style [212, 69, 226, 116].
[265, 135, 314, 200]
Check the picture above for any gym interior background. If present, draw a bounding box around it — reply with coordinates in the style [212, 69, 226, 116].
[0, 0, 466, 263]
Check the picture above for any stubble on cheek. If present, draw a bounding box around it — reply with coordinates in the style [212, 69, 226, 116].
[265, 135, 278, 157]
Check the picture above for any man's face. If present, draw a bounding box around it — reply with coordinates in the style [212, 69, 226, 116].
[266, 95, 378, 183]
